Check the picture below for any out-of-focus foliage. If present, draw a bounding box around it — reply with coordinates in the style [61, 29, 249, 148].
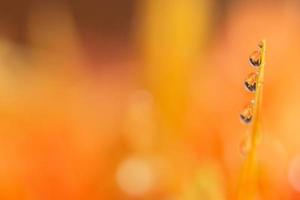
[0, 0, 300, 199]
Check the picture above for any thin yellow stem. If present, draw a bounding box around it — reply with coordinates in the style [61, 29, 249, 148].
[237, 40, 266, 200]
[252, 40, 266, 146]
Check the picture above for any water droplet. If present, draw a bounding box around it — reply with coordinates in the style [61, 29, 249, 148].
[240, 102, 254, 124]
[249, 50, 261, 67]
[240, 135, 251, 157]
[244, 72, 258, 92]
[258, 41, 263, 48]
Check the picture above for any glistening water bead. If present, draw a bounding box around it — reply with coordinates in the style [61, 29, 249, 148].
[240, 102, 254, 124]
[249, 50, 261, 67]
[244, 72, 258, 92]
[258, 41, 263, 48]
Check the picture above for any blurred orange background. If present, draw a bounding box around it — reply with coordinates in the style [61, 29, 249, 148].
[0, 0, 300, 199]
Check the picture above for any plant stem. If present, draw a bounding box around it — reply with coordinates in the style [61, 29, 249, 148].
[237, 40, 266, 200]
